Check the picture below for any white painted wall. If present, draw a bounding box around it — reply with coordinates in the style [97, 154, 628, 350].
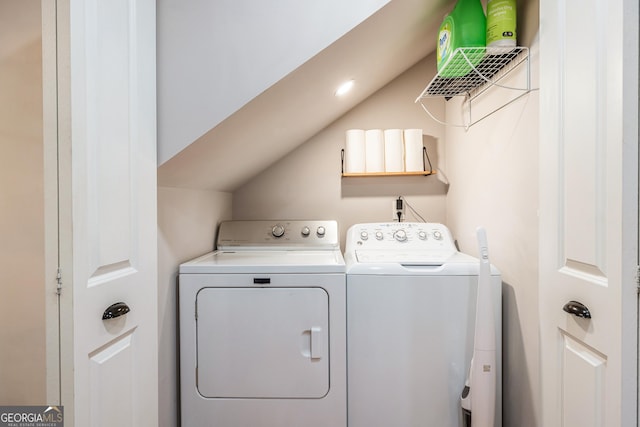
[156, 0, 390, 164]
[0, 1, 46, 404]
[233, 54, 448, 245]
[157, 187, 232, 427]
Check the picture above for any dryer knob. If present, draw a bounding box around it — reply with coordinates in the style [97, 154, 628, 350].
[272, 224, 285, 238]
[394, 229, 407, 242]
[375, 231, 384, 240]
[418, 231, 427, 240]
[433, 230, 443, 240]
[316, 226, 326, 237]
[301, 226, 311, 236]
[360, 231, 369, 240]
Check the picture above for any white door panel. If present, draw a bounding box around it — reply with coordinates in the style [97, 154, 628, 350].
[59, 0, 157, 424]
[539, 0, 638, 425]
[561, 334, 606, 427]
[89, 333, 135, 427]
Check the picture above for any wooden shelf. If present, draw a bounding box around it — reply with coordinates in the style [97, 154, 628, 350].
[340, 147, 435, 178]
[341, 170, 436, 178]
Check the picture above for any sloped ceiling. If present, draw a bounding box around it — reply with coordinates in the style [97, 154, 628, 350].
[158, 0, 454, 192]
[157, 0, 393, 164]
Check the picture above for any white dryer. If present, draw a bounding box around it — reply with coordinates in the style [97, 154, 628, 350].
[179, 220, 346, 427]
[345, 222, 502, 427]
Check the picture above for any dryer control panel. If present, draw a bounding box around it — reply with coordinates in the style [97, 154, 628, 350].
[217, 220, 340, 250]
[346, 222, 456, 251]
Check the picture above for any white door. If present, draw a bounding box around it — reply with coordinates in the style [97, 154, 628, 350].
[57, 0, 157, 425]
[539, 0, 638, 425]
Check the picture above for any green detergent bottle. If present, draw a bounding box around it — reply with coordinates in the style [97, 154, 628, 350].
[436, 0, 486, 78]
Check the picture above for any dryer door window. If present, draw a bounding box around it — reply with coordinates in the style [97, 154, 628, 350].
[196, 287, 330, 398]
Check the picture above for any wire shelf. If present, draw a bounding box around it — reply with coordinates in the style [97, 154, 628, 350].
[415, 46, 533, 128]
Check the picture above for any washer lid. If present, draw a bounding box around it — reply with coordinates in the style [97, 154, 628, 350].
[355, 249, 456, 265]
[346, 251, 501, 275]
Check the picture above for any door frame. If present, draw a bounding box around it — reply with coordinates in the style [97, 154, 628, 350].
[622, 0, 640, 421]
[42, 0, 61, 405]
[53, 0, 75, 418]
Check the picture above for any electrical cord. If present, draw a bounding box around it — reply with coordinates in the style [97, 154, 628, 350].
[400, 196, 427, 222]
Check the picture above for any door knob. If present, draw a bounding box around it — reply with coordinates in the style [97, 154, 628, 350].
[102, 302, 130, 320]
[562, 300, 591, 319]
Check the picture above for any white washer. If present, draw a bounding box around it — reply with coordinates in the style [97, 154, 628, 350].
[179, 220, 346, 427]
[345, 222, 502, 427]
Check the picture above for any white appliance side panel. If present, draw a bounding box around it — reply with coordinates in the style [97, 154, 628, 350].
[197, 287, 329, 398]
[346, 274, 502, 427]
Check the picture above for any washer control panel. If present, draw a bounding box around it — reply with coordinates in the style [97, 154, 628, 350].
[348, 222, 456, 251]
[217, 220, 339, 250]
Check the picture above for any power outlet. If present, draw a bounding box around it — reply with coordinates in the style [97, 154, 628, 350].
[392, 198, 405, 222]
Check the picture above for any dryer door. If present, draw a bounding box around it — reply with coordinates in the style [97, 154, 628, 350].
[196, 287, 329, 398]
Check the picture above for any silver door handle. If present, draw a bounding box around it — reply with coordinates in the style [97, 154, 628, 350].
[563, 300, 591, 319]
[102, 302, 130, 320]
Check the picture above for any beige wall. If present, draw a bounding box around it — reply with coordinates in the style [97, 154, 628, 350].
[0, 2, 46, 404]
[157, 187, 232, 427]
[234, 26, 541, 427]
[442, 3, 541, 425]
[444, 38, 540, 427]
[166, 2, 542, 425]
[233, 54, 448, 246]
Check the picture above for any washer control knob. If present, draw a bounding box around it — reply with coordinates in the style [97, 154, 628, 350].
[375, 231, 384, 240]
[394, 229, 407, 242]
[418, 231, 427, 240]
[272, 224, 285, 238]
[360, 231, 369, 240]
[316, 226, 326, 237]
[301, 226, 311, 236]
[433, 230, 443, 240]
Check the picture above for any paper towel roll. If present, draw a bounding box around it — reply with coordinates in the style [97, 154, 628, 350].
[365, 129, 385, 173]
[345, 129, 366, 173]
[384, 129, 404, 172]
[404, 129, 424, 172]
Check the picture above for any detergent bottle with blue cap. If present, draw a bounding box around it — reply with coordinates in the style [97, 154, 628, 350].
[436, 0, 486, 78]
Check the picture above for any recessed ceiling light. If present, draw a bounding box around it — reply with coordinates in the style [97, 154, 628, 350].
[335, 80, 355, 96]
